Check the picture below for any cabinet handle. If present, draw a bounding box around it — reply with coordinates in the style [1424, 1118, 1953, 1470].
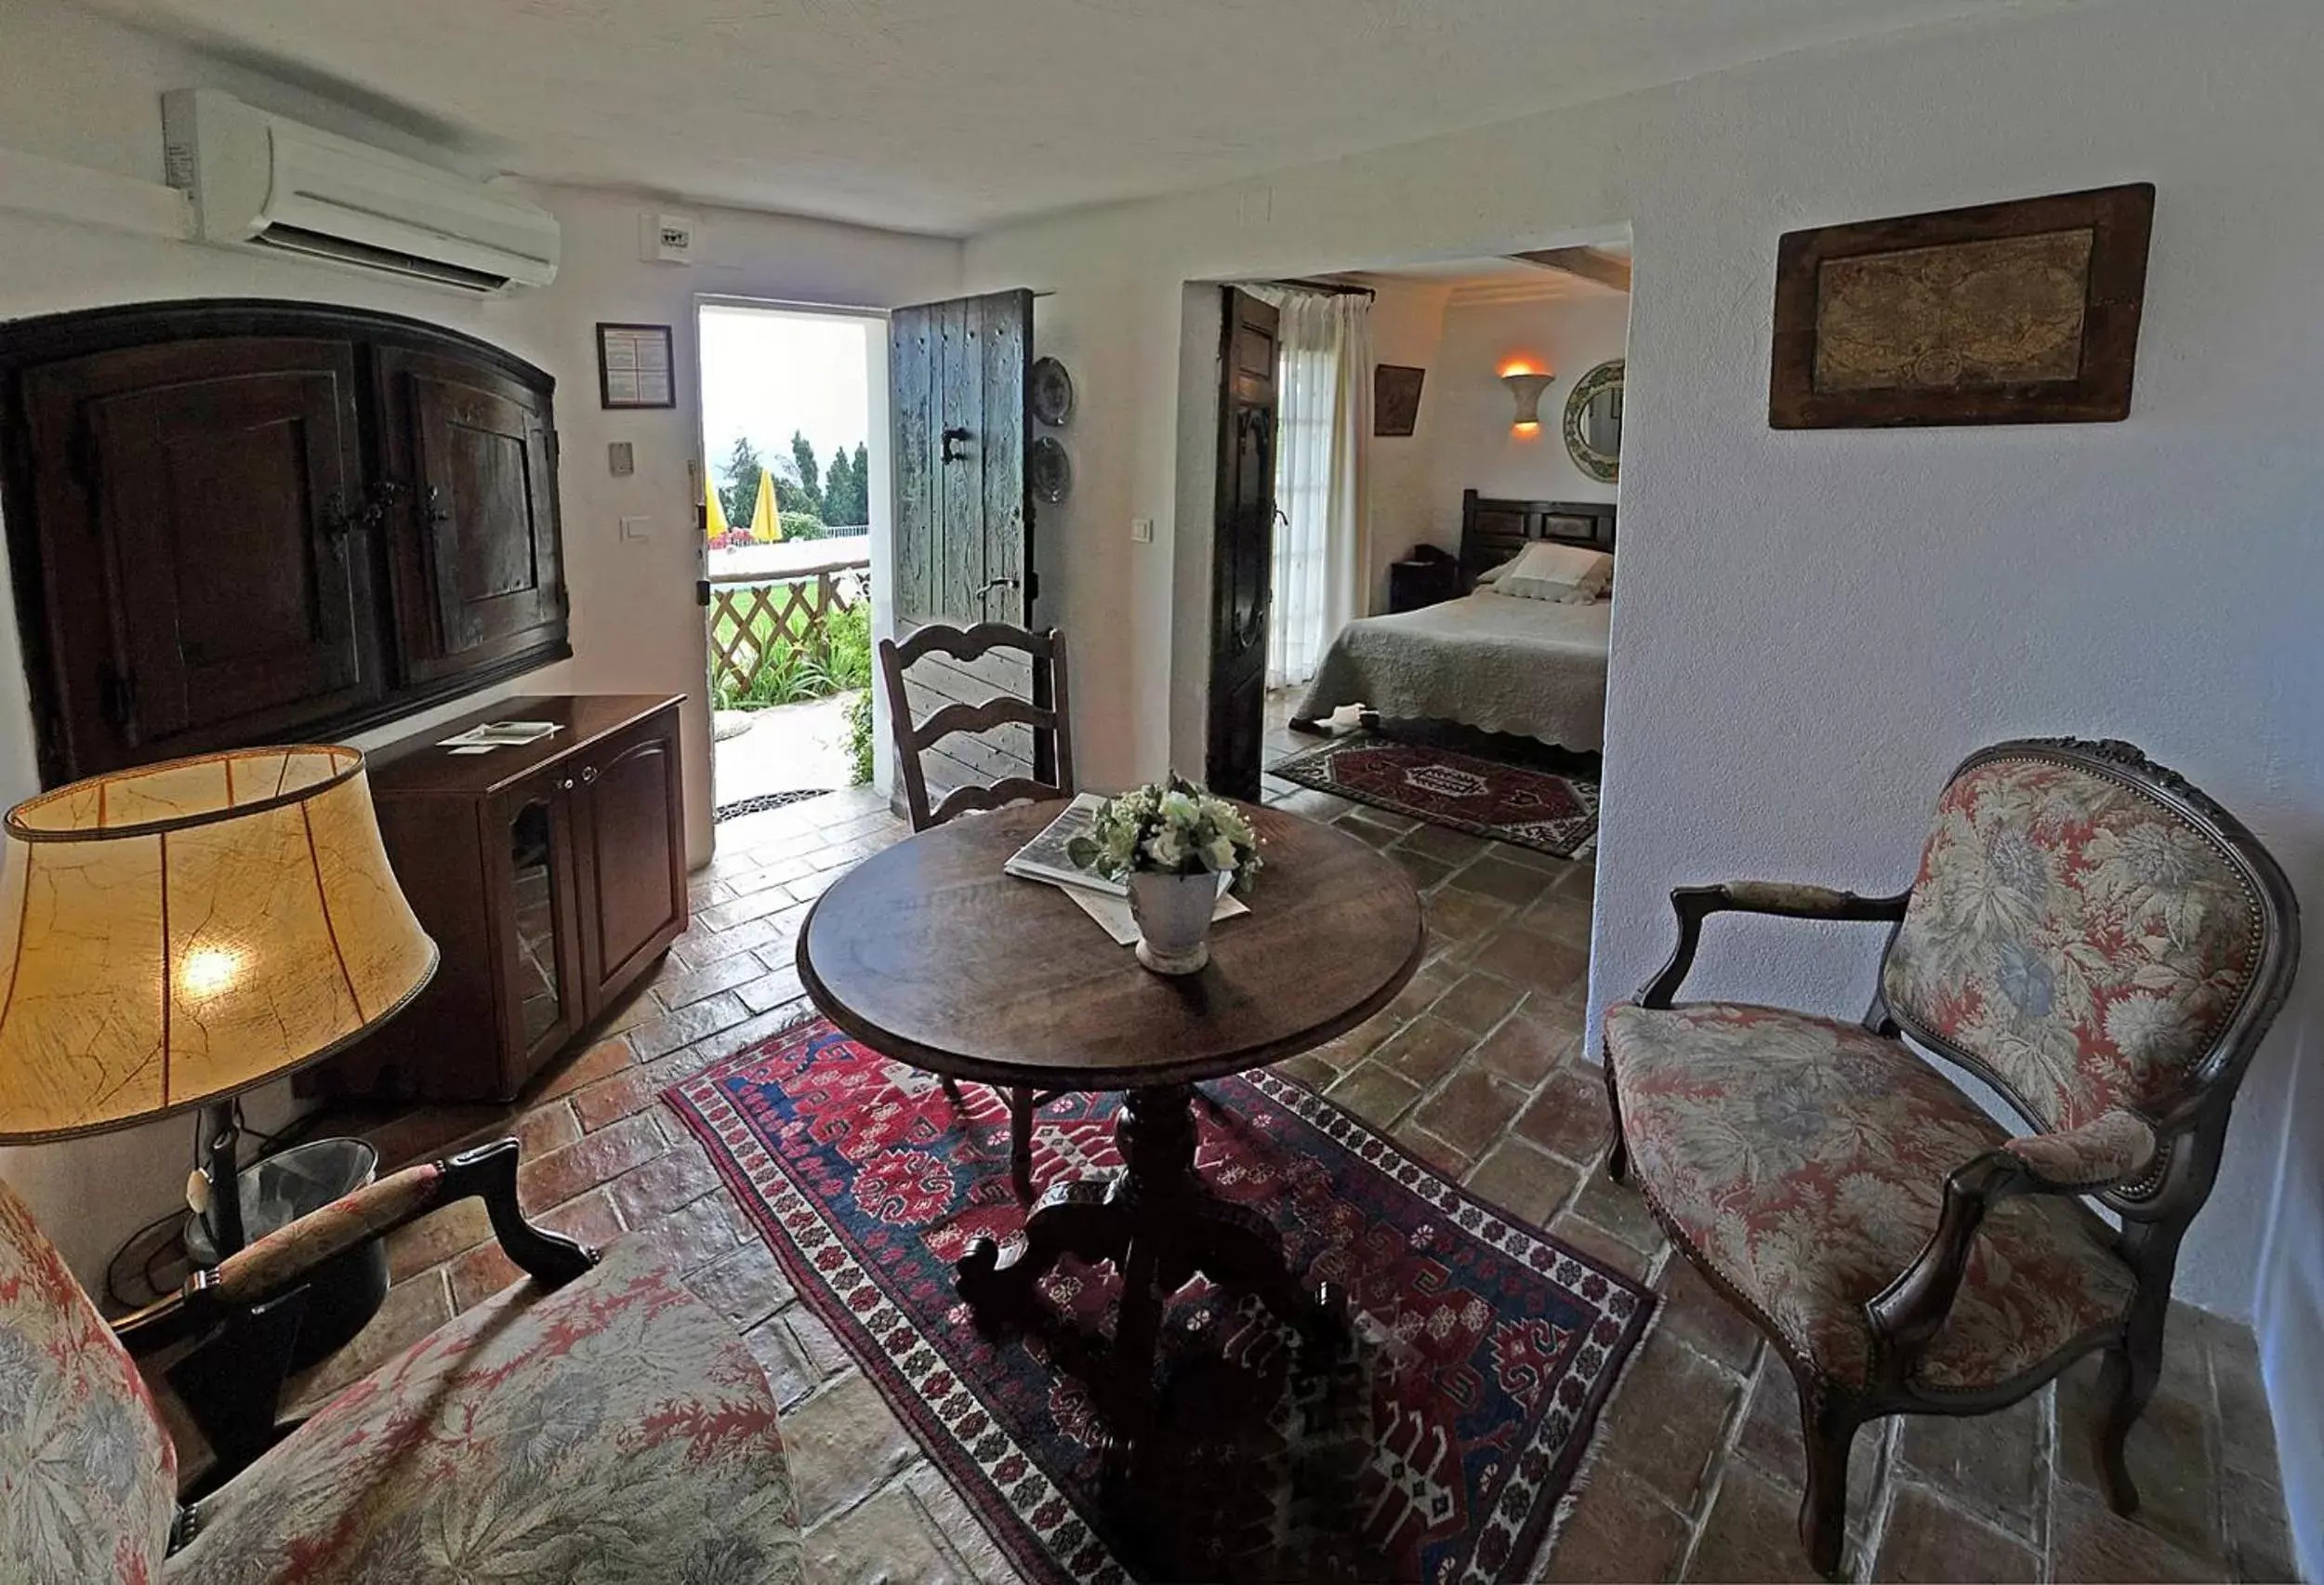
[580, 765, 599, 785]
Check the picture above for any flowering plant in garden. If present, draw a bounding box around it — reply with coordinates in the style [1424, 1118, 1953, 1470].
[1066, 774, 1262, 893]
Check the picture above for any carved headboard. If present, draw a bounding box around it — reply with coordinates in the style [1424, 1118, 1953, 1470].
[1458, 490, 1618, 587]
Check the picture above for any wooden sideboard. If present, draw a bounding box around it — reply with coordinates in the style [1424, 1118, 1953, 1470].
[319, 693, 688, 1103]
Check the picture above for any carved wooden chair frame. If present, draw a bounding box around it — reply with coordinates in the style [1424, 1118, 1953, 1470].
[878, 622, 1076, 1198]
[1603, 737, 2301, 1578]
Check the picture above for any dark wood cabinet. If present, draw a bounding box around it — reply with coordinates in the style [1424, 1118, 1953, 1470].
[1388, 554, 1461, 614]
[320, 694, 688, 1103]
[0, 300, 571, 786]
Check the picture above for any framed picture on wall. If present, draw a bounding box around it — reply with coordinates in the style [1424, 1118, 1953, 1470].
[1769, 183, 2154, 428]
[596, 322, 677, 409]
[1373, 364, 1426, 436]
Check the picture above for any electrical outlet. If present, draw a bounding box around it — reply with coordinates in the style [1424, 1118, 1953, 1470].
[619, 515, 652, 542]
[1130, 517, 1155, 544]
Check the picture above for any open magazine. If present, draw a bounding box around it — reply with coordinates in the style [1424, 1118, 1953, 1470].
[1004, 793, 1248, 944]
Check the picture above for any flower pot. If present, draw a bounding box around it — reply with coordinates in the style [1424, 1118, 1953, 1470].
[1128, 870, 1217, 975]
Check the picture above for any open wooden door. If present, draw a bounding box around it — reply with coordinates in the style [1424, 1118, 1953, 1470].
[1207, 287, 1280, 800]
[889, 289, 1040, 804]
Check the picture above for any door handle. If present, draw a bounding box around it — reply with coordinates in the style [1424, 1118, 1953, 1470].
[941, 427, 973, 463]
[982, 577, 1021, 593]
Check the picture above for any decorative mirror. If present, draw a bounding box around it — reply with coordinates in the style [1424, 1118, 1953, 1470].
[1563, 359, 1624, 482]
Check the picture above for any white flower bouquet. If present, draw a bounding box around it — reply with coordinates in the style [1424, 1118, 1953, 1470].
[1066, 773, 1262, 894]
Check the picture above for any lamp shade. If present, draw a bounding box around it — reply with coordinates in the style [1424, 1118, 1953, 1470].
[0, 747, 437, 1143]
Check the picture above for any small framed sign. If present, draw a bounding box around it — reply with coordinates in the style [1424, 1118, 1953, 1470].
[596, 322, 676, 410]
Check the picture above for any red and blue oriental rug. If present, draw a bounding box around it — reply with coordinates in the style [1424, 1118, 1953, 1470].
[664, 1018, 1653, 1583]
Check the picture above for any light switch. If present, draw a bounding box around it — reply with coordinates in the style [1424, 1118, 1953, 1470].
[1130, 517, 1154, 544]
[619, 515, 652, 542]
[607, 441, 635, 476]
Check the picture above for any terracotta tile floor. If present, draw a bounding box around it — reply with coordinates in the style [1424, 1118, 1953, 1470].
[287, 722, 2295, 1582]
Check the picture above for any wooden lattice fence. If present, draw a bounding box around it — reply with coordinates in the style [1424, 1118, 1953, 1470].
[707, 556, 868, 698]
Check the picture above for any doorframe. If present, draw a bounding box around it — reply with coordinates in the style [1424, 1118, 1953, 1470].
[690, 295, 896, 825]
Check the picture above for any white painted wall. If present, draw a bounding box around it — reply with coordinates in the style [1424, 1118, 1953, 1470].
[0, 0, 961, 1288]
[960, 5, 2324, 1565]
[1360, 277, 1451, 614]
[1424, 290, 1631, 539]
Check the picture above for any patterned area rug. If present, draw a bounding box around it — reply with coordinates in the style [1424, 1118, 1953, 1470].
[666, 1019, 1654, 1583]
[1270, 733, 1600, 859]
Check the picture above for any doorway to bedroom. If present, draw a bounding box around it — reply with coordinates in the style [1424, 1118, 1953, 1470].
[1197, 246, 1631, 1181]
[1208, 249, 1631, 852]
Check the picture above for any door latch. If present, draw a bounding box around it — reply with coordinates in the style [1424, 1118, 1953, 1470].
[941, 427, 973, 463]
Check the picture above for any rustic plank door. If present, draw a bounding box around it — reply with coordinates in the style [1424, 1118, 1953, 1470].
[889, 289, 1039, 799]
[1207, 287, 1281, 800]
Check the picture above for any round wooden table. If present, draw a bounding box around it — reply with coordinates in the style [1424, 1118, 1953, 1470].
[794, 799, 1424, 1446]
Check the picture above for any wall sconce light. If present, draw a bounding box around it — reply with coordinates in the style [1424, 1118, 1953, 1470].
[1499, 364, 1556, 429]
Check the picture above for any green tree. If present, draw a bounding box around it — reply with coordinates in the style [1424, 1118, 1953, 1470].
[716, 436, 763, 528]
[823, 442, 869, 528]
[788, 431, 824, 519]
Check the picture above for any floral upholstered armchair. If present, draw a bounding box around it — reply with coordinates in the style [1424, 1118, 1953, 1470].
[0, 1138, 803, 1584]
[1602, 739, 2299, 1578]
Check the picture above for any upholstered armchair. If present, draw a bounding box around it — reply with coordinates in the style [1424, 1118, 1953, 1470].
[0, 1138, 803, 1583]
[1601, 739, 2299, 1578]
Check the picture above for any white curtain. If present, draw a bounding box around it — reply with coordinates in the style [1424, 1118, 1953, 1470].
[1258, 288, 1371, 690]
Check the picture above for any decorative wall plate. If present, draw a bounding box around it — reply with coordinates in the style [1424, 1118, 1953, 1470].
[1030, 357, 1075, 427]
[1028, 436, 1072, 503]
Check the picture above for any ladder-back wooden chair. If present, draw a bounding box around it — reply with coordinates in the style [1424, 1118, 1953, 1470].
[878, 622, 1074, 1199]
[1601, 738, 2299, 1578]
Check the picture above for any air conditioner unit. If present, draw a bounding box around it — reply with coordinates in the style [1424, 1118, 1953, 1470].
[162, 89, 560, 294]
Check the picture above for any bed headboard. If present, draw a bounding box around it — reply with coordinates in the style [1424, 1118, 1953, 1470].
[1459, 491, 1618, 586]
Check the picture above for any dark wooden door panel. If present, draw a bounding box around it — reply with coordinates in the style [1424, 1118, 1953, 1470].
[19, 337, 376, 769]
[574, 709, 686, 1013]
[1208, 288, 1280, 800]
[377, 349, 565, 686]
[890, 289, 1038, 805]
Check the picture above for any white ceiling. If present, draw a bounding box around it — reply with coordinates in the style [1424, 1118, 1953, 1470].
[80, 0, 2029, 235]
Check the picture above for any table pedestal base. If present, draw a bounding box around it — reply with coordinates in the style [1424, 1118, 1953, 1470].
[956, 1082, 1342, 1451]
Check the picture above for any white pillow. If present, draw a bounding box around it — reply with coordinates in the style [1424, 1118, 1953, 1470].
[1500, 544, 1613, 601]
[1475, 555, 1518, 586]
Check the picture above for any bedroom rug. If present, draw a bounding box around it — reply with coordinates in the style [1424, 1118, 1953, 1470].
[1269, 733, 1600, 859]
[665, 1018, 1655, 1584]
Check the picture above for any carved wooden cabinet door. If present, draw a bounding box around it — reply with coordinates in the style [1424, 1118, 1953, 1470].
[570, 711, 686, 1012]
[20, 337, 379, 773]
[376, 347, 566, 687]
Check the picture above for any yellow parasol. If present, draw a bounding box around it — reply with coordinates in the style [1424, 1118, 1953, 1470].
[705, 478, 733, 541]
[748, 469, 784, 543]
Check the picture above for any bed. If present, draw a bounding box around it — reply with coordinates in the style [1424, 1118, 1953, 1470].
[1290, 492, 1616, 750]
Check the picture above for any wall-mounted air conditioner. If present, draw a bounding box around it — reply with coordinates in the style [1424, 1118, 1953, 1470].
[162, 89, 560, 294]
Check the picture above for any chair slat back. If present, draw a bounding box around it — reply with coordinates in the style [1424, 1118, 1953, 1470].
[878, 624, 1075, 832]
[1881, 739, 2298, 1148]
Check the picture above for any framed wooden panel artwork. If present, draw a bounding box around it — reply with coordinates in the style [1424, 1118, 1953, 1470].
[1769, 183, 2154, 428]
[1373, 363, 1426, 436]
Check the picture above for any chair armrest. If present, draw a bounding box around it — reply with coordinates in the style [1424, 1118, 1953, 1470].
[112, 1138, 598, 1351]
[1637, 881, 1911, 1008]
[1863, 1110, 2158, 1373]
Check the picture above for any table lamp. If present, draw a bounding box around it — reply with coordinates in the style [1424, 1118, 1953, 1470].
[0, 746, 437, 1257]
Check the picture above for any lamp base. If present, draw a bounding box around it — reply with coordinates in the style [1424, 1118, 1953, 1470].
[195, 1098, 249, 1256]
